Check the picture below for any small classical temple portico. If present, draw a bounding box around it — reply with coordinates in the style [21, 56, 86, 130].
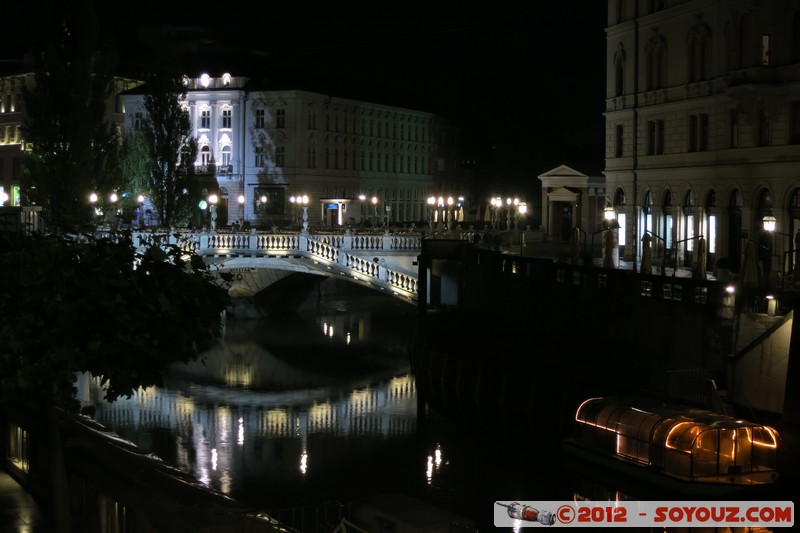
[538, 164, 606, 242]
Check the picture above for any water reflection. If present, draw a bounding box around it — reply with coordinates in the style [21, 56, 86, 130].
[78, 279, 421, 507]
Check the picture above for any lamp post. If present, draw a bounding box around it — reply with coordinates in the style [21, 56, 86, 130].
[427, 196, 436, 234]
[237, 194, 245, 228]
[299, 195, 309, 233]
[208, 193, 218, 232]
[358, 194, 366, 226]
[762, 215, 792, 290]
[371, 196, 378, 227]
[136, 194, 145, 228]
[491, 196, 502, 230]
[646, 230, 667, 276]
[89, 192, 98, 227]
[109, 192, 119, 229]
[446, 196, 454, 230]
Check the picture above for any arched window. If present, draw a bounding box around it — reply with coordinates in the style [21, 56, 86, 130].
[688, 23, 711, 82]
[706, 190, 717, 253]
[221, 145, 231, 167]
[645, 34, 667, 90]
[200, 145, 211, 166]
[614, 44, 626, 96]
[663, 190, 674, 252]
[683, 190, 696, 256]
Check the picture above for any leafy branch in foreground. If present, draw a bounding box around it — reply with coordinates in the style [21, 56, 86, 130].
[0, 231, 230, 412]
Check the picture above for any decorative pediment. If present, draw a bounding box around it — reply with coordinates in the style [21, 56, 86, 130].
[548, 187, 580, 202]
[538, 164, 594, 188]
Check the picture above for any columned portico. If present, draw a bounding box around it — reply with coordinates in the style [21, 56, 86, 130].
[538, 164, 605, 242]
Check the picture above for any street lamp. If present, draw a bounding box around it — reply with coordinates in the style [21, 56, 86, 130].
[427, 196, 436, 234]
[208, 193, 218, 231]
[490, 197, 502, 230]
[358, 194, 366, 225]
[371, 196, 378, 227]
[299, 194, 309, 233]
[762, 215, 794, 290]
[137, 194, 145, 228]
[505, 197, 520, 230]
[237, 194, 245, 228]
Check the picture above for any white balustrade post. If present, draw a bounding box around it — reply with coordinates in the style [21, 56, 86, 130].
[298, 232, 309, 253]
[382, 231, 392, 251]
[342, 229, 353, 251]
[199, 232, 210, 252]
[248, 228, 257, 252]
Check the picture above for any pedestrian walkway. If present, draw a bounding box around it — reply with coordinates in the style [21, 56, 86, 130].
[0, 469, 51, 533]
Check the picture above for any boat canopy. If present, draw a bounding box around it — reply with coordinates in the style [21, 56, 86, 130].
[574, 397, 780, 484]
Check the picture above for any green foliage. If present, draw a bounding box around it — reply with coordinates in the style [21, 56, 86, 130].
[0, 232, 230, 412]
[21, 0, 124, 233]
[139, 65, 200, 227]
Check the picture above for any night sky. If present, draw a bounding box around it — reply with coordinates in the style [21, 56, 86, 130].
[4, 1, 608, 197]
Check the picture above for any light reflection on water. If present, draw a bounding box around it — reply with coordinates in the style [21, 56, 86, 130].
[79, 279, 426, 509]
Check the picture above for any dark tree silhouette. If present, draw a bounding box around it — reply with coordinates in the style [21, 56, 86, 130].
[21, 0, 123, 233]
[139, 65, 200, 227]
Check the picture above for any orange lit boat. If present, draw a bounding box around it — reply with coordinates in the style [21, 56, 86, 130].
[563, 397, 780, 496]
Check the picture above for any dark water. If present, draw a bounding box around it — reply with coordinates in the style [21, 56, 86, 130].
[77, 277, 563, 530]
[75, 276, 798, 531]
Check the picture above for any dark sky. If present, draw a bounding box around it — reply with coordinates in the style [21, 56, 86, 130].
[5, 1, 608, 192]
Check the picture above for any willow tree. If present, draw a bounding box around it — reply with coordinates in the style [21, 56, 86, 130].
[21, 0, 124, 233]
[139, 67, 199, 227]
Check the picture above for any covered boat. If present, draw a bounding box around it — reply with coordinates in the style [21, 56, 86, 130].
[565, 397, 780, 495]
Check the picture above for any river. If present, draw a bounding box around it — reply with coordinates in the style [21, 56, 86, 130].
[78, 276, 575, 531]
[75, 275, 799, 531]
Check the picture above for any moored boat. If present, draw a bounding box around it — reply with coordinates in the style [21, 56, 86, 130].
[563, 397, 780, 497]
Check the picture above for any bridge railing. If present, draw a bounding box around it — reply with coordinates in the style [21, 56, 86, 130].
[119, 229, 422, 301]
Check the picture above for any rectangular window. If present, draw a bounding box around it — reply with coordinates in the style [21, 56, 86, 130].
[200, 110, 210, 129]
[275, 146, 285, 168]
[686, 215, 695, 251]
[729, 109, 739, 148]
[255, 109, 265, 128]
[699, 113, 708, 151]
[617, 213, 626, 246]
[615, 125, 624, 157]
[221, 109, 231, 129]
[759, 110, 771, 146]
[708, 215, 717, 253]
[276, 109, 285, 128]
[254, 146, 264, 167]
[646, 120, 664, 155]
[689, 113, 708, 152]
[133, 112, 142, 130]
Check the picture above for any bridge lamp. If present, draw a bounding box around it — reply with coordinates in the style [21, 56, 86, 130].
[109, 192, 118, 204]
[89, 192, 98, 204]
[358, 194, 367, 225]
[299, 195, 310, 233]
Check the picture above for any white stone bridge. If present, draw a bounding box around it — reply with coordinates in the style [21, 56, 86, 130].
[128, 229, 422, 304]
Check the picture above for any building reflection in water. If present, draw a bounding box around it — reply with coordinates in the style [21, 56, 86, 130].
[77, 370, 416, 497]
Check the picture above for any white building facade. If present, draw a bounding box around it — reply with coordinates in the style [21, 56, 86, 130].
[605, 0, 800, 280]
[122, 73, 462, 229]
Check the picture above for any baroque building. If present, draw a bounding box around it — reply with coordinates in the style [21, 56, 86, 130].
[121, 73, 463, 229]
[604, 0, 800, 282]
